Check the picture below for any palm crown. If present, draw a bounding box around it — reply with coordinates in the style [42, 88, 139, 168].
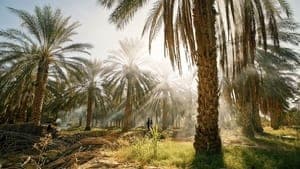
[0, 6, 92, 125]
[103, 38, 155, 130]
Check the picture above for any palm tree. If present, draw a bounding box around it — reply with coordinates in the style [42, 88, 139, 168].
[259, 75, 296, 129]
[103, 38, 154, 130]
[227, 66, 260, 137]
[256, 18, 300, 130]
[256, 44, 300, 130]
[0, 6, 92, 125]
[224, 20, 300, 134]
[140, 63, 188, 130]
[81, 60, 110, 130]
[99, 0, 291, 153]
[0, 51, 36, 123]
[225, 55, 298, 134]
[45, 59, 111, 130]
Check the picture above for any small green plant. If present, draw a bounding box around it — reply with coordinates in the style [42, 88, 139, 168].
[150, 125, 160, 159]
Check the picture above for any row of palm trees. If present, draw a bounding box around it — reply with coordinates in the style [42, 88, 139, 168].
[221, 18, 300, 137]
[0, 1, 299, 155]
[98, 0, 299, 154]
[0, 6, 192, 132]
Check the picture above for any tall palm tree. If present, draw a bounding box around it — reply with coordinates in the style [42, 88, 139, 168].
[99, 0, 291, 153]
[103, 38, 154, 130]
[0, 6, 92, 125]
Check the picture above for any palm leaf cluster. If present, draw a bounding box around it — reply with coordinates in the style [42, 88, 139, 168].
[0, 6, 91, 124]
[223, 19, 300, 135]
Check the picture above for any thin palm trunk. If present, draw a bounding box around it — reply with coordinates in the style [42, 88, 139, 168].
[240, 78, 255, 137]
[251, 75, 264, 133]
[124, 79, 132, 130]
[32, 60, 49, 126]
[162, 99, 168, 130]
[270, 103, 281, 130]
[252, 81, 263, 133]
[193, 0, 221, 154]
[240, 104, 255, 137]
[85, 87, 94, 130]
[252, 104, 263, 133]
[124, 96, 132, 130]
[270, 111, 280, 129]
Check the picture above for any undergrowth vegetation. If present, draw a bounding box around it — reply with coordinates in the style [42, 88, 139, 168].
[116, 127, 300, 169]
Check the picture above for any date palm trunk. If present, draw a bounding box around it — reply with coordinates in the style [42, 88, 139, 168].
[252, 82, 263, 133]
[253, 104, 263, 133]
[249, 75, 263, 133]
[240, 104, 255, 137]
[124, 78, 133, 131]
[85, 87, 94, 130]
[252, 76, 263, 133]
[193, 0, 221, 154]
[162, 99, 168, 130]
[32, 60, 49, 126]
[270, 103, 281, 130]
[270, 111, 280, 130]
[239, 78, 255, 137]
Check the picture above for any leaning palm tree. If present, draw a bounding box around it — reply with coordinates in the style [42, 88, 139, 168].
[0, 6, 92, 125]
[103, 38, 154, 130]
[99, 0, 291, 153]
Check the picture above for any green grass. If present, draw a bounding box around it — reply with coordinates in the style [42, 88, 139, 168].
[117, 139, 194, 168]
[223, 145, 299, 169]
[117, 127, 300, 169]
[264, 126, 299, 137]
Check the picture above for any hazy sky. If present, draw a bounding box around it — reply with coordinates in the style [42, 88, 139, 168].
[0, 0, 300, 63]
[0, 0, 166, 62]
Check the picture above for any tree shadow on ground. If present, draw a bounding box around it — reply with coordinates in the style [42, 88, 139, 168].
[239, 135, 300, 169]
[191, 152, 225, 169]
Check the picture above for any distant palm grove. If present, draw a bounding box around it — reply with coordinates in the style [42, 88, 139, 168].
[0, 0, 299, 158]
